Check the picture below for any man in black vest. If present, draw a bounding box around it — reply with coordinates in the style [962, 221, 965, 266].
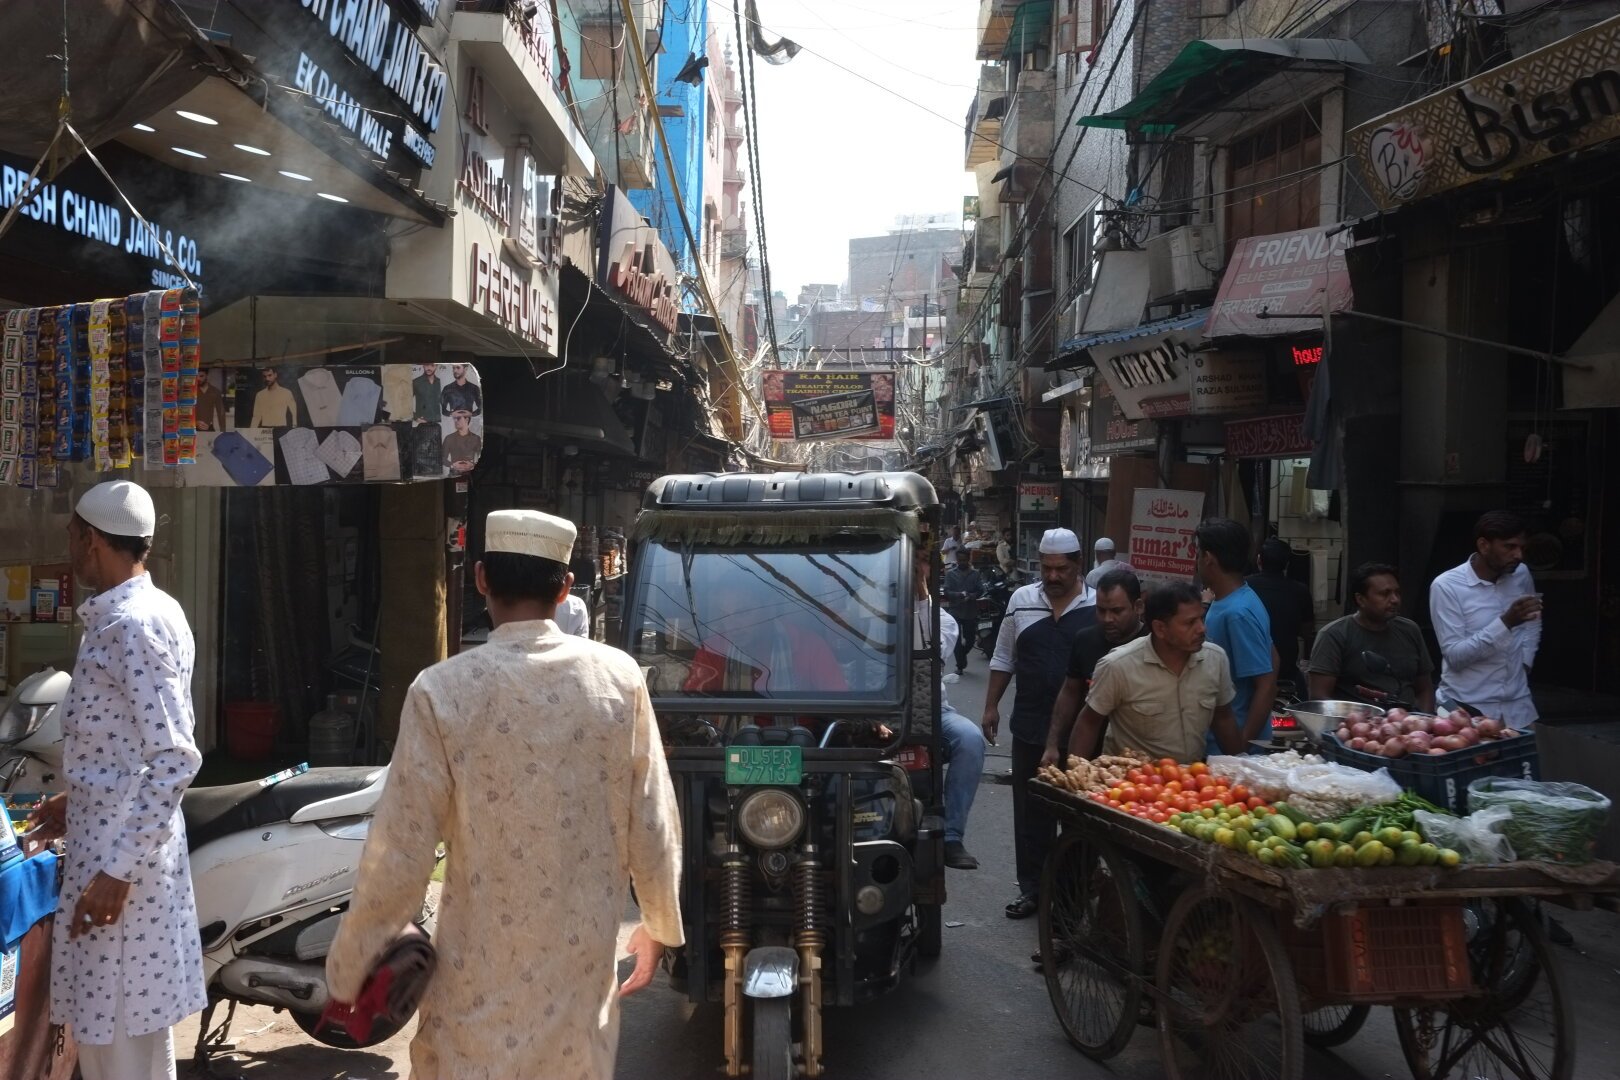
[981, 528, 1096, 919]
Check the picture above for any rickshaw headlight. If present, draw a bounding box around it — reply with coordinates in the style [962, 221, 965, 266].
[737, 790, 806, 849]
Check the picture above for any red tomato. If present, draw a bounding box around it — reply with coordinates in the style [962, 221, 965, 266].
[1246, 796, 1266, 810]
[1196, 775, 1216, 791]
[1164, 780, 1183, 795]
[1229, 785, 1250, 803]
[1190, 762, 1210, 775]
[1150, 811, 1168, 823]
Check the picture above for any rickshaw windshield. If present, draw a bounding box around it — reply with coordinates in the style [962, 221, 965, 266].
[628, 539, 907, 707]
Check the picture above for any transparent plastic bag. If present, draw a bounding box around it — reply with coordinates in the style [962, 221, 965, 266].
[1467, 778, 1612, 864]
[1282, 763, 1402, 821]
[1416, 806, 1515, 865]
[1206, 751, 1322, 804]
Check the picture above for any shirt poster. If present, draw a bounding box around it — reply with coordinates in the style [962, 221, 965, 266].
[1128, 487, 1204, 587]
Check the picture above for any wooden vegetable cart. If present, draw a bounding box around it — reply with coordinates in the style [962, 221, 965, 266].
[1030, 780, 1620, 1080]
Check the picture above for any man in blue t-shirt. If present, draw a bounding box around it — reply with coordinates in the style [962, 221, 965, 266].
[1195, 518, 1278, 750]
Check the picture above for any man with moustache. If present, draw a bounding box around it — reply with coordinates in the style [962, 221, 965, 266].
[1065, 581, 1246, 764]
[980, 528, 1095, 919]
[1044, 568, 1148, 765]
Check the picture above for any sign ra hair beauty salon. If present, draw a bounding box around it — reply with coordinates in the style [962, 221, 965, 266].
[1350, 13, 1620, 208]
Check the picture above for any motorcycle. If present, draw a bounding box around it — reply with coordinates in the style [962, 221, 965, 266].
[0, 668, 424, 1068]
[975, 566, 1013, 658]
[624, 470, 949, 1079]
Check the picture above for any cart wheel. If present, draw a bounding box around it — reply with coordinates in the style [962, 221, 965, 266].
[1038, 835, 1144, 1060]
[1155, 885, 1304, 1080]
[1393, 899, 1573, 1080]
[1302, 1003, 1370, 1048]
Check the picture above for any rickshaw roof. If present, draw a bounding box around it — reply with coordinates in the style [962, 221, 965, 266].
[640, 471, 938, 513]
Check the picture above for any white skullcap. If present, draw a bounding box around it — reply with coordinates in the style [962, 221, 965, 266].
[1039, 528, 1082, 555]
[1095, 537, 1116, 552]
[485, 509, 576, 564]
[76, 480, 156, 537]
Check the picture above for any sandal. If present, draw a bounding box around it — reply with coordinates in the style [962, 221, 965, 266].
[1005, 894, 1038, 919]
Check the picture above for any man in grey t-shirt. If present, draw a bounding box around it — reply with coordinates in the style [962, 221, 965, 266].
[1309, 561, 1436, 712]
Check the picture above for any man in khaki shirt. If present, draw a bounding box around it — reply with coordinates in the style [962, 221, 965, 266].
[1067, 581, 1245, 762]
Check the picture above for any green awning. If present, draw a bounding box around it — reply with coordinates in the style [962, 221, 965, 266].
[1003, 0, 1054, 59]
[1079, 37, 1370, 131]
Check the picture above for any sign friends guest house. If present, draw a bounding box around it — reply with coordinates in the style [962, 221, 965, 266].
[1350, 13, 1620, 208]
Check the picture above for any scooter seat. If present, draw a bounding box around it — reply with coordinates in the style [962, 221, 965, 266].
[182, 767, 382, 852]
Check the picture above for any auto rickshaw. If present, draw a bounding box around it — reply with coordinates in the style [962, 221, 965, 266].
[622, 471, 948, 1078]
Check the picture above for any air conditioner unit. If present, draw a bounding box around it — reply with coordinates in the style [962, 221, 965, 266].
[1147, 225, 1218, 300]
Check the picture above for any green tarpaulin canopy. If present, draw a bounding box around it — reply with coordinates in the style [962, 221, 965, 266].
[1004, 0, 1054, 59]
[1079, 37, 1370, 131]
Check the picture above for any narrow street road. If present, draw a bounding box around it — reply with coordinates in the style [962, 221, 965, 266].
[171, 657, 1620, 1078]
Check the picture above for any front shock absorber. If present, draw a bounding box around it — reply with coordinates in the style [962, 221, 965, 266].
[794, 844, 827, 1078]
[719, 846, 750, 1078]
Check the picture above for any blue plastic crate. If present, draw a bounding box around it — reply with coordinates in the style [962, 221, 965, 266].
[1319, 734, 1539, 814]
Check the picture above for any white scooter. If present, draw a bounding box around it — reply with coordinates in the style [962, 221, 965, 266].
[0, 668, 424, 1066]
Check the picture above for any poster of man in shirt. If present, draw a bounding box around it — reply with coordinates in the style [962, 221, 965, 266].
[439, 362, 483, 474]
[761, 369, 897, 441]
[239, 364, 302, 428]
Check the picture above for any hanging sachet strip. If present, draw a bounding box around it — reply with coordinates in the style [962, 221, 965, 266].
[142, 290, 164, 464]
[51, 307, 75, 463]
[0, 310, 23, 485]
[177, 288, 199, 464]
[125, 294, 145, 462]
[88, 300, 114, 471]
[160, 289, 181, 465]
[18, 308, 42, 488]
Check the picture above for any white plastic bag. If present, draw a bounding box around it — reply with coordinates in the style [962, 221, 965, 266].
[1283, 762, 1402, 820]
[1207, 751, 1322, 804]
[1416, 806, 1515, 864]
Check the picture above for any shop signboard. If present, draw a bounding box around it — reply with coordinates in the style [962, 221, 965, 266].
[1088, 327, 1200, 420]
[204, 0, 447, 173]
[1206, 226, 1353, 339]
[292, 0, 447, 164]
[1191, 350, 1266, 415]
[1019, 479, 1059, 519]
[1226, 412, 1312, 458]
[1090, 328, 1261, 421]
[1350, 13, 1620, 211]
[0, 154, 205, 291]
[596, 185, 680, 343]
[1089, 377, 1156, 454]
[760, 369, 897, 442]
[1128, 487, 1204, 587]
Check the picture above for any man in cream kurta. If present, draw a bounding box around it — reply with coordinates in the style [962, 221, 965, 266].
[327, 509, 683, 1080]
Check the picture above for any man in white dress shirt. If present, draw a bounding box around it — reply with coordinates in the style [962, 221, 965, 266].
[1430, 511, 1543, 726]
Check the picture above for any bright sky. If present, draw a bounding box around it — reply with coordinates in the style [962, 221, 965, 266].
[717, 0, 983, 297]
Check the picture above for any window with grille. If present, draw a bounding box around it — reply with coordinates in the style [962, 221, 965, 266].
[1062, 208, 1099, 298]
[1224, 101, 1322, 255]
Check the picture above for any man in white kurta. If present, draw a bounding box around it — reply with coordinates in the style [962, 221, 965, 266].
[327, 509, 682, 1080]
[32, 481, 207, 1080]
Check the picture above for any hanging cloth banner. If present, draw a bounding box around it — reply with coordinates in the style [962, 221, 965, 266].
[176, 361, 484, 487]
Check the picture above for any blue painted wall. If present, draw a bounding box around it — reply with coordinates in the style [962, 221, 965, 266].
[627, 0, 707, 296]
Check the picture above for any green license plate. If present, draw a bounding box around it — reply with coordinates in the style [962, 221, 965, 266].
[726, 746, 803, 786]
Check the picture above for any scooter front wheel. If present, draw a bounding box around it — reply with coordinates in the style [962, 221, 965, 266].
[292, 1004, 411, 1049]
[751, 997, 794, 1080]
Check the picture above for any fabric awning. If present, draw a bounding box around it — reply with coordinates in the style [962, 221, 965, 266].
[1050, 309, 1211, 370]
[1079, 38, 1370, 132]
[1004, 0, 1055, 59]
